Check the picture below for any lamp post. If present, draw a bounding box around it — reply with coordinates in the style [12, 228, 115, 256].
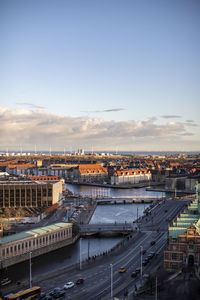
[110, 263, 113, 299]
[79, 238, 82, 270]
[29, 252, 32, 288]
[140, 246, 143, 284]
[155, 276, 157, 300]
[88, 239, 90, 260]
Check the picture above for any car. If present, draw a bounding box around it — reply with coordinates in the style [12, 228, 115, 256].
[142, 259, 148, 266]
[131, 271, 137, 278]
[135, 268, 140, 274]
[150, 240, 156, 246]
[147, 254, 153, 260]
[53, 290, 65, 298]
[141, 249, 146, 255]
[37, 292, 47, 299]
[118, 267, 127, 273]
[49, 288, 60, 296]
[63, 281, 74, 289]
[43, 296, 52, 300]
[76, 278, 84, 284]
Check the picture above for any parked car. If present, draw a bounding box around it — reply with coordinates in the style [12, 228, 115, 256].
[76, 278, 84, 285]
[118, 267, 127, 273]
[63, 282, 74, 289]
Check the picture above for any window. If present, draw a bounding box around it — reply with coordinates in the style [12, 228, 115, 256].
[189, 244, 194, 249]
[171, 264, 177, 269]
[172, 253, 177, 260]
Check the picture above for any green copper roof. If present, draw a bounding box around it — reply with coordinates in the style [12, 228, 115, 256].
[168, 184, 200, 239]
[0, 222, 72, 245]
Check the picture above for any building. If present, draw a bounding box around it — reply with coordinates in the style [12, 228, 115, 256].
[6, 164, 36, 176]
[28, 175, 65, 191]
[0, 181, 63, 208]
[111, 168, 151, 185]
[164, 184, 200, 272]
[0, 222, 73, 267]
[71, 164, 108, 184]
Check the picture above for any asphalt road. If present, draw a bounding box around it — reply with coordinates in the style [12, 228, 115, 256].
[35, 199, 188, 299]
[3, 198, 188, 300]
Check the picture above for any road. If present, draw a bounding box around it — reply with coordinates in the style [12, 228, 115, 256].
[35, 199, 188, 299]
[3, 198, 188, 299]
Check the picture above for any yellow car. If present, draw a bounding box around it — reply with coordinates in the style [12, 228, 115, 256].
[118, 267, 127, 273]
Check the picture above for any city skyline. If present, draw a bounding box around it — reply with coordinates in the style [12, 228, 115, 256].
[1, 0, 199, 151]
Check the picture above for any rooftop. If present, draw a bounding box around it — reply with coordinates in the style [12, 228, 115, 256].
[0, 222, 72, 245]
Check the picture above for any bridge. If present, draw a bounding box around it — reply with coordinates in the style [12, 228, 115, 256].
[96, 196, 165, 205]
[80, 223, 137, 235]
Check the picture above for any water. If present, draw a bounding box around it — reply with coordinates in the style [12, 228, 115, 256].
[67, 184, 164, 198]
[6, 237, 121, 283]
[5, 185, 164, 283]
[90, 204, 146, 224]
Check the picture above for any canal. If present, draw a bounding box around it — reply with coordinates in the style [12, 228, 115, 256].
[5, 185, 165, 284]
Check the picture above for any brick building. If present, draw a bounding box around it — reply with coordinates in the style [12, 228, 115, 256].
[164, 184, 200, 271]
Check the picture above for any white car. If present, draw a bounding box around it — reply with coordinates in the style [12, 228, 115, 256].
[64, 281, 75, 289]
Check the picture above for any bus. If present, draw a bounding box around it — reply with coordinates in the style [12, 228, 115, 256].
[4, 286, 41, 300]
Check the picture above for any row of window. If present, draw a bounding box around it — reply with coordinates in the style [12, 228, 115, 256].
[1, 228, 72, 258]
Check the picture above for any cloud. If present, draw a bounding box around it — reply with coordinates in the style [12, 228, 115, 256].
[0, 107, 198, 151]
[16, 102, 46, 110]
[81, 108, 125, 113]
[161, 115, 182, 119]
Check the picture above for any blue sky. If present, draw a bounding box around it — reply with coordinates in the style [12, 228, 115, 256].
[0, 0, 199, 151]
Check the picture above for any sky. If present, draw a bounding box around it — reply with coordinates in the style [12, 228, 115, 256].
[0, 0, 200, 152]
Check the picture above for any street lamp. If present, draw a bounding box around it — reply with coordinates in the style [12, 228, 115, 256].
[140, 246, 143, 284]
[29, 252, 32, 288]
[79, 238, 82, 270]
[110, 263, 113, 299]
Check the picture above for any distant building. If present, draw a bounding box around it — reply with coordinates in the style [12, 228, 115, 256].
[0, 181, 63, 208]
[72, 164, 108, 184]
[6, 163, 36, 176]
[164, 184, 200, 272]
[111, 168, 151, 185]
